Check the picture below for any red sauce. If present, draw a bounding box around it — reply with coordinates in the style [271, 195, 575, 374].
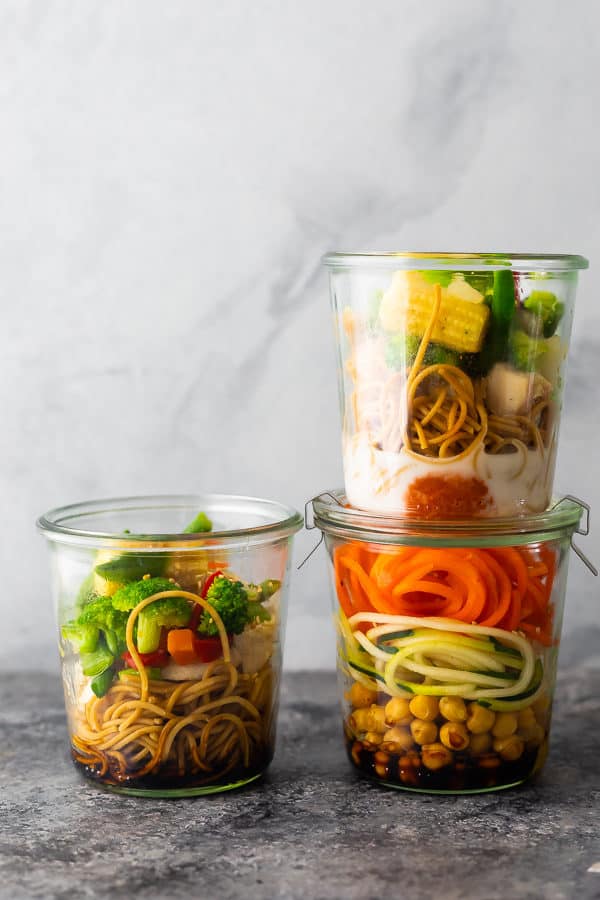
[406, 475, 493, 519]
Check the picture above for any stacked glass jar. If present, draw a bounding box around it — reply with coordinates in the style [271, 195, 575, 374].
[317, 252, 591, 793]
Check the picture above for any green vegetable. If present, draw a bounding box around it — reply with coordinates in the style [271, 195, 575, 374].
[246, 601, 271, 624]
[509, 330, 548, 371]
[72, 596, 129, 655]
[74, 573, 100, 613]
[183, 512, 213, 534]
[199, 576, 251, 636]
[478, 269, 516, 374]
[246, 579, 281, 603]
[385, 334, 458, 371]
[111, 577, 179, 612]
[136, 595, 192, 654]
[91, 668, 114, 698]
[80, 640, 114, 678]
[421, 270, 453, 287]
[524, 290, 564, 338]
[492, 270, 516, 327]
[367, 291, 383, 333]
[61, 623, 99, 653]
[118, 667, 162, 681]
[95, 553, 168, 585]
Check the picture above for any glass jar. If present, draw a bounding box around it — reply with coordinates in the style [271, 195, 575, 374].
[324, 252, 588, 518]
[37, 494, 302, 797]
[312, 492, 585, 793]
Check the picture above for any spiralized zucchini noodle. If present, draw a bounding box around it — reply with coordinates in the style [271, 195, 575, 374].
[342, 612, 546, 710]
[71, 590, 273, 784]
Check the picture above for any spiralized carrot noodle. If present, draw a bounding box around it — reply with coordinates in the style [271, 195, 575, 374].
[332, 541, 557, 645]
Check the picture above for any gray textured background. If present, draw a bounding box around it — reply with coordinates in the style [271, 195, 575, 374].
[2, 0, 599, 672]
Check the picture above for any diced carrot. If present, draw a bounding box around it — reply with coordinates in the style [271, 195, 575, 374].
[167, 628, 200, 666]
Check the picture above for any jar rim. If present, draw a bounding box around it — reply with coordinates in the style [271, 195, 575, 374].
[311, 491, 584, 546]
[322, 250, 589, 272]
[37, 493, 303, 549]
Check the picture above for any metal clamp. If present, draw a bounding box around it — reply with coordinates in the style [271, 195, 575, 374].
[299, 492, 344, 569]
[551, 495, 597, 576]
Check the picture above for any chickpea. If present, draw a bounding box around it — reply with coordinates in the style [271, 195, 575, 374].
[352, 705, 390, 735]
[409, 695, 439, 721]
[364, 731, 383, 746]
[493, 735, 524, 761]
[517, 707, 536, 730]
[469, 732, 492, 756]
[439, 722, 470, 751]
[466, 704, 496, 734]
[350, 741, 362, 765]
[478, 754, 501, 769]
[439, 696, 468, 723]
[421, 743, 453, 771]
[410, 719, 438, 745]
[532, 694, 550, 720]
[374, 749, 390, 765]
[349, 708, 370, 732]
[492, 712, 518, 739]
[384, 697, 412, 725]
[523, 723, 545, 750]
[366, 705, 388, 734]
[349, 682, 377, 709]
[383, 726, 415, 752]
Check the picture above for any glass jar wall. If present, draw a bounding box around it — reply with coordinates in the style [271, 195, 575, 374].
[38, 494, 302, 797]
[324, 253, 588, 519]
[313, 493, 582, 793]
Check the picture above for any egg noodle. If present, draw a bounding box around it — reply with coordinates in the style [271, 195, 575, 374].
[348, 284, 548, 461]
[71, 590, 274, 785]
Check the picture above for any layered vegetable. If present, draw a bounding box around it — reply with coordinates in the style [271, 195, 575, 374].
[58, 511, 283, 790]
[333, 536, 558, 792]
[337, 266, 572, 517]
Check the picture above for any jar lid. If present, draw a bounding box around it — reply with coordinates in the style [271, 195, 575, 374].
[310, 491, 586, 548]
[322, 251, 589, 272]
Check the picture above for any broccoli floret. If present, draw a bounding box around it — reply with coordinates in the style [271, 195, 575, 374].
[74, 596, 129, 657]
[385, 334, 458, 371]
[509, 331, 548, 372]
[523, 290, 564, 338]
[199, 577, 252, 636]
[183, 511, 213, 533]
[111, 577, 179, 611]
[136, 595, 191, 654]
[385, 334, 421, 370]
[74, 572, 100, 613]
[246, 601, 271, 624]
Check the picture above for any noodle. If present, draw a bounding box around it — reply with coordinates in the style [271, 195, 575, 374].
[349, 283, 550, 462]
[71, 588, 274, 786]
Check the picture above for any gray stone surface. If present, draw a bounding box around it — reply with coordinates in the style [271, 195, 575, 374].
[1, 629, 600, 900]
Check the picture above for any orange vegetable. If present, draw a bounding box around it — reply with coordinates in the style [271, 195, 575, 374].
[167, 628, 199, 666]
[332, 540, 557, 645]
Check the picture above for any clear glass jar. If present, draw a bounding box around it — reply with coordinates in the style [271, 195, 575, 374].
[312, 492, 584, 793]
[324, 252, 588, 518]
[37, 494, 302, 797]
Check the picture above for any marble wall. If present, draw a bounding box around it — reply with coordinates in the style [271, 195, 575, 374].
[2, 0, 599, 671]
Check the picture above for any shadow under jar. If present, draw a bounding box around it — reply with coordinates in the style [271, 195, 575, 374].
[324, 252, 588, 518]
[312, 492, 584, 794]
[37, 494, 302, 797]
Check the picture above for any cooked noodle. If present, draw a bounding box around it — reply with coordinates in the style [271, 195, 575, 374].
[348, 285, 549, 460]
[71, 589, 274, 785]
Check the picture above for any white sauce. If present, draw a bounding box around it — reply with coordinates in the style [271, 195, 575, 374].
[344, 433, 555, 517]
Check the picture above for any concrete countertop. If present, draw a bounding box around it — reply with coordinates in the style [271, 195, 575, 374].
[1, 629, 599, 900]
